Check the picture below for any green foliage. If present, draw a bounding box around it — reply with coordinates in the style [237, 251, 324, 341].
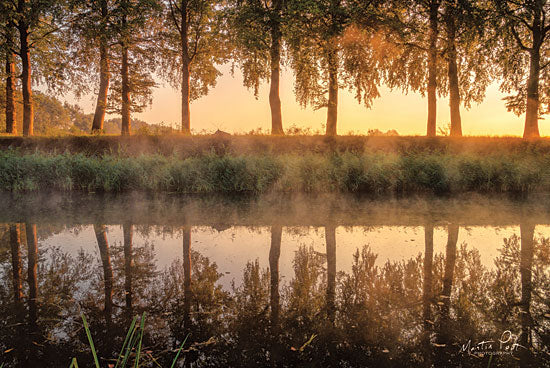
[0, 150, 549, 195]
[492, 1, 550, 116]
[228, 0, 285, 97]
[384, 0, 492, 106]
[158, 0, 228, 101]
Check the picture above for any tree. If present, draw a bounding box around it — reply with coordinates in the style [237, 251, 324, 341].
[493, 1, 550, 138]
[111, 0, 161, 135]
[160, 0, 227, 135]
[0, 8, 18, 134]
[1, 0, 70, 136]
[384, 0, 442, 137]
[10, 0, 68, 136]
[286, 0, 383, 136]
[440, 0, 493, 136]
[33, 91, 72, 133]
[64, 102, 94, 132]
[230, 0, 286, 134]
[68, 0, 117, 133]
[384, 0, 491, 137]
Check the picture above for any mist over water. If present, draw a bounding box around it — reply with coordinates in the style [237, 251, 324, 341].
[1, 193, 550, 367]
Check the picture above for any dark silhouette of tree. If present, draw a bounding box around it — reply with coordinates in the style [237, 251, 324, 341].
[26, 223, 38, 329]
[182, 226, 191, 330]
[229, 0, 286, 134]
[519, 222, 534, 350]
[68, 0, 117, 133]
[493, 1, 550, 138]
[9, 224, 23, 309]
[1, 15, 17, 134]
[434, 224, 458, 366]
[93, 224, 114, 328]
[160, 0, 227, 134]
[4, 0, 68, 136]
[123, 222, 134, 317]
[441, 0, 492, 137]
[423, 222, 434, 363]
[269, 225, 282, 331]
[110, 0, 161, 135]
[286, 0, 348, 136]
[325, 225, 336, 323]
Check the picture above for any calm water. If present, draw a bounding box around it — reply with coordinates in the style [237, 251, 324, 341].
[1, 193, 550, 367]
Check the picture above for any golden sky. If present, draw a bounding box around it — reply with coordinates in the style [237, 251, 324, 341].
[73, 64, 542, 136]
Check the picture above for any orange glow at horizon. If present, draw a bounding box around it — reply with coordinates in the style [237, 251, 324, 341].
[68, 64, 542, 136]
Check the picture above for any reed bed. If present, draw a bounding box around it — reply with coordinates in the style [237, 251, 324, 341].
[0, 150, 548, 195]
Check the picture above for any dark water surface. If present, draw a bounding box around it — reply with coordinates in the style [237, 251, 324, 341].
[1, 193, 550, 367]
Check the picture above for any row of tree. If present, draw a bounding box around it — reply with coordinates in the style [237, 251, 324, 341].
[1, 0, 550, 138]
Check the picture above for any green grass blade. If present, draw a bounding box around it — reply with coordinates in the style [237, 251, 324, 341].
[69, 358, 79, 368]
[134, 312, 147, 368]
[81, 313, 100, 368]
[170, 334, 189, 368]
[115, 316, 138, 368]
[120, 321, 140, 368]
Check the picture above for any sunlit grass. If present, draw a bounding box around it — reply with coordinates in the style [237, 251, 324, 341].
[0, 150, 548, 194]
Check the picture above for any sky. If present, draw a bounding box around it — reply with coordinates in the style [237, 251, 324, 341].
[68, 63, 543, 136]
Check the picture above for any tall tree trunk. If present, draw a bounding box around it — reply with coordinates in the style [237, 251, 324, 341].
[91, 0, 110, 133]
[10, 224, 23, 306]
[180, 3, 191, 135]
[269, 226, 282, 331]
[269, 0, 283, 135]
[121, 42, 131, 135]
[519, 223, 534, 349]
[123, 223, 133, 316]
[325, 225, 336, 322]
[183, 227, 192, 330]
[94, 224, 114, 328]
[427, 1, 439, 137]
[92, 43, 110, 132]
[181, 58, 191, 135]
[5, 33, 17, 134]
[524, 20, 542, 138]
[19, 24, 33, 137]
[326, 47, 338, 136]
[445, 8, 462, 137]
[26, 223, 38, 328]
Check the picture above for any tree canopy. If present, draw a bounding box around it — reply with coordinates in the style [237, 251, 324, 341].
[1, 0, 550, 137]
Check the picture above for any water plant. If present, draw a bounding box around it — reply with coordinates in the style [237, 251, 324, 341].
[70, 313, 188, 368]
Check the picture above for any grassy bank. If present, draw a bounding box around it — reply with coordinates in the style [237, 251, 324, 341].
[0, 150, 548, 194]
[2, 134, 550, 157]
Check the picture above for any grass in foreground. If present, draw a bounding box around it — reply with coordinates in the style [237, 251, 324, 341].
[69, 313, 188, 368]
[0, 150, 548, 195]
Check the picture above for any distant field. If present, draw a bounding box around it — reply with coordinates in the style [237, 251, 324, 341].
[1, 134, 550, 156]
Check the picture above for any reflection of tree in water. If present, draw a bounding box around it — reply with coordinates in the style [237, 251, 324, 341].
[2, 223, 550, 367]
[0, 223, 96, 367]
[82, 224, 158, 364]
[155, 227, 230, 366]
